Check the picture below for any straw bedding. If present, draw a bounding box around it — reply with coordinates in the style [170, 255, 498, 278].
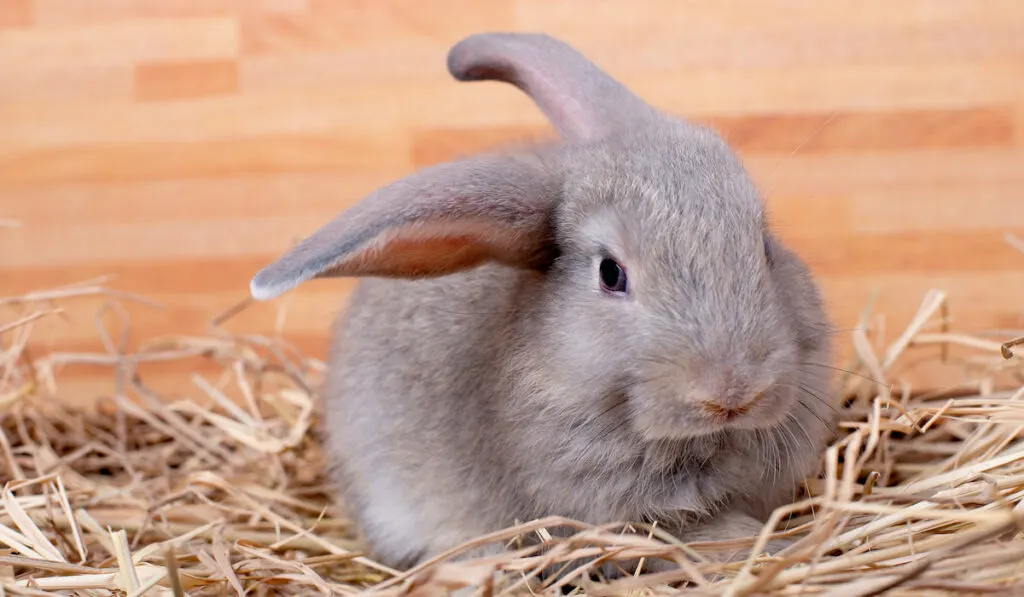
[3, 242, 1024, 596]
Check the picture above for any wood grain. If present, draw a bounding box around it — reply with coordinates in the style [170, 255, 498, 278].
[0, 0, 31, 29]
[1, 0, 1022, 405]
[0, 18, 238, 69]
[135, 59, 239, 101]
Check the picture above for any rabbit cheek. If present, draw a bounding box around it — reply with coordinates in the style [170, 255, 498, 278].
[631, 410, 715, 440]
[626, 390, 723, 441]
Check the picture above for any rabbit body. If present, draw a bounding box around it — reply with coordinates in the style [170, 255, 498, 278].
[323, 126, 835, 568]
[250, 34, 837, 571]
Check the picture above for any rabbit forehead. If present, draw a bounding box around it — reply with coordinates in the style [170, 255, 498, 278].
[558, 125, 768, 258]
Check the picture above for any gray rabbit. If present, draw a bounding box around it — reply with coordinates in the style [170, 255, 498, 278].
[250, 33, 837, 572]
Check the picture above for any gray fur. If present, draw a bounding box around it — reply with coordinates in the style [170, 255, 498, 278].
[250, 32, 837, 572]
[447, 32, 661, 142]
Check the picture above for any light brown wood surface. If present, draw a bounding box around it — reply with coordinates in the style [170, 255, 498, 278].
[2, 1, 1023, 402]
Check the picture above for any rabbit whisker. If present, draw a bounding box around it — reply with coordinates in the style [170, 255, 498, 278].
[764, 427, 782, 486]
[790, 393, 835, 429]
[775, 380, 837, 414]
[799, 362, 888, 387]
[787, 411, 817, 454]
[789, 382, 841, 419]
[796, 381, 841, 413]
[779, 421, 800, 476]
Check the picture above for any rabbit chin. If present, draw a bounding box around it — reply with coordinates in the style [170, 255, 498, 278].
[628, 392, 791, 441]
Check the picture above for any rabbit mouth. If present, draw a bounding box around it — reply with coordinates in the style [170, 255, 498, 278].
[699, 392, 766, 422]
[629, 391, 789, 440]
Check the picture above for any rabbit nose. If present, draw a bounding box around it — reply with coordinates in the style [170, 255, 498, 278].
[699, 391, 765, 420]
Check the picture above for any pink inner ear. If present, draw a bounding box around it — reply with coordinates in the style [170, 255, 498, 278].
[338, 234, 492, 278]
[315, 218, 532, 279]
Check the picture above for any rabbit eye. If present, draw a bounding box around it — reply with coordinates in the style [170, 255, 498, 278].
[762, 235, 774, 266]
[599, 258, 628, 294]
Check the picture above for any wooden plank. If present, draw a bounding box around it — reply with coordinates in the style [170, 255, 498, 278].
[626, 63, 1024, 117]
[0, 172, 392, 224]
[4, 257, 289, 296]
[740, 149, 1024, 192]
[0, 0, 31, 28]
[241, 0, 514, 55]
[411, 107, 1016, 167]
[0, 131, 410, 186]
[0, 214, 336, 268]
[510, 20, 1024, 70]
[1015, 102, 1024, 143]
[846, 183, 1024, 233]
[515, 0, 1024, 32]
[0, 18, 239, 69]
[30, 0, 249, 24]
[0, 64, 133, 102]
[788, 231, 1023, 276]
[704, 107, 1016, 153]
[240, 44, 453, 88]
[135, 59, 239, 101]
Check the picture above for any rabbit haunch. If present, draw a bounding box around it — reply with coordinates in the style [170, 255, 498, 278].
[250, 32, 836, 570]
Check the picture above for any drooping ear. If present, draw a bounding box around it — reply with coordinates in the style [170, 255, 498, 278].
[250, 153, 561, 301]
[447, 32, 662, 143]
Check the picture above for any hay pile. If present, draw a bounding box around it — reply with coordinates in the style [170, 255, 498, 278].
[3, 260, 1024, 595]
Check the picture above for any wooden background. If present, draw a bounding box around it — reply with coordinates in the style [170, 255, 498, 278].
[2, 0, 1023, 403]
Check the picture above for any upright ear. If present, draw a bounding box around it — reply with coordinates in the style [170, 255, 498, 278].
[447, 32, 663, 143]
[250, 153, 561, 301]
